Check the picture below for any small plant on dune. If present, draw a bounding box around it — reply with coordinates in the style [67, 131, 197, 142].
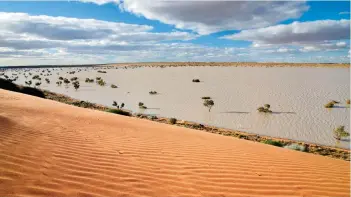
[71, 77, 78, 81]
[192, 79, 200, 83]
[284, 143, 306, 152]
[85, 78, 94, 83]
[201, 96, 211, 99]
[203, 99, 214, 112]
[257, 104, 272, 113]
[149, 91, 157, 95]
[111, 84, 118, 88]
[262, 139, 283, 147]
[333, 126, 349, 141]
[138, 102, 147, 109]
[73, 81, 80, 90]
[169, 118, 177, 124]
[63, 78, 70, 84]
[324, 101, 335, 108]
[346, 99, 350, 105]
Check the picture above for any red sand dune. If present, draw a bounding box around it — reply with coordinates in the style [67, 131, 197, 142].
[0, 89, 350, 197]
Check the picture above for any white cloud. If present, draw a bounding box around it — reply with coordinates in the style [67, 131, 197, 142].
[115, 0, 308, 34]
[299, 42, 349, 52]
[223, 19, 350, 45]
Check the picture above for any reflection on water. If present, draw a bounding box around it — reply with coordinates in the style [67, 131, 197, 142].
[4, 66, 350, 148]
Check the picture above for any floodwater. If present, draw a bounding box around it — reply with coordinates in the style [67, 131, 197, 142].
[3, 66, 350, 148]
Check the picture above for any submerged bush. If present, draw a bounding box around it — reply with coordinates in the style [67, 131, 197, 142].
[169, 118, 177, 124]
[333, 126, 349, 140]
[111, 84, 118, 88]
[105, 109, 131, 116]
[203, 99, 214, 112]
[201, 96, 211, 99]
[138, 102, 147, 109]
[284, 143, 306, 152]
[262, 139, 283, 147]
[149, 91, 157, 95]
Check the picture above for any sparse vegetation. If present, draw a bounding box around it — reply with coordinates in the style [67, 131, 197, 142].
[35, 82, 41, 86]
[169, 118, 177, 124]
[73, 81, 80, 90]
[333, 126, 349, 141]
[111, 84, 118, 88]
[284, 143, 306, 152]
[257, 104, 272, 113]
[45, 78, 50, 83]
[59, 77, 63, 80]
[70, 77, 78, 81]
[201, 96, 211, 99]
[85, 78, 94, 83]
[203, 99, 214, 112]
[96, 79, 106, 86]
[262, 139, 283, 147]
[98, 70, 107, 73]
[149, 91, 157, 95]
[56, 81, 62, 86]
[63, 78, 70, 84]
[106, 109, 131, 116]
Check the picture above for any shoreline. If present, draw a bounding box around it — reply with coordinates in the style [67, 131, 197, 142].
[43, 90, 350, 161]
[1, 62, 349, 69]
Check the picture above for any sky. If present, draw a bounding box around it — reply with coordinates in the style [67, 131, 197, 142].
[0, 0, 350, 66]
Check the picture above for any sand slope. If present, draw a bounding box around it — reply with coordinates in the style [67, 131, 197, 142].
[0, 89, 349, 197]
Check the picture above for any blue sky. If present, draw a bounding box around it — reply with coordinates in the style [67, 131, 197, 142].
[0, 1, 349, 66]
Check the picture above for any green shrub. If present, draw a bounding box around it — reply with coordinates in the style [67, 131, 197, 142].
[105, 109, 131, 116]
[262, 139, 283, 147]
[257, 104, 272, 113]
[169, 118, 177, 124]
[333, 126, 349, 140]
[284, 143, 306, 152]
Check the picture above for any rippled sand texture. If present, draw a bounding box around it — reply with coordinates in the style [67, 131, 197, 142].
[8, 66, 350, 148]
[0, 89, 350, 197]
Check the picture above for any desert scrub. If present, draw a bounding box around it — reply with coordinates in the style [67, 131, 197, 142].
[201, 96, 211, 99]
[333, 126, 349, 140]
[262, 139, 283, 147]
[149, 91, 157, 95]
[284, 143, 306, 152]
[192, 79, 200, 82]
[105, 109, 131, 116]
[70, 77, 78, 81]
[257, 104, 272, 113]
[169, 118, 177, 124]
[85, 78, 94, 83]
[111, 84, 118, 88]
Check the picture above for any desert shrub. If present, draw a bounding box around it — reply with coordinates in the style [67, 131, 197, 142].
[32, 75, 40, 80]
[20, 86, 46, 98]
[333, 126, 349, 140]
[149, 91, 157, 95]
[257, 104, 272, 113]
[97, 79, 106, 86]
[56, 81, 62, 85]
[201, 96, 211, 99]
[70, 77, 78, 81]
[284, 143, 306, 152]
[85, 78, 94, 83]
[138, 102, 147, 109]
[105, 109, 131, 116]
[73, 81, 80, 90]
[35, 82, 41, 86]
[169, 118, 177, 124]
[111, 84, 118, 88]
[346, 99, 350, 105]
[203, 99, 214, 112]
[25, 80, 32, 85]
[324, 101, 335, 108]
[59, 77, 63, 80]
[63, 78, 70, 84]
[96, 77, 101, 80]
[45, 78, 50, 83]
[262, 139, 283, 147]
[98, 70, 107, 73]
[192, 79, 200, 82]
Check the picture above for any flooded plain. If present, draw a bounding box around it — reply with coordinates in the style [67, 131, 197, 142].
[3, 66, 350, 148]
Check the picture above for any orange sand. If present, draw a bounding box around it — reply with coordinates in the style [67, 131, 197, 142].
[0, 89, 350, 197]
